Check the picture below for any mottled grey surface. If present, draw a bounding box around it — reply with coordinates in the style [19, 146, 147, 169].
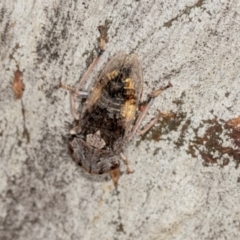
[1, 0, 240, 239]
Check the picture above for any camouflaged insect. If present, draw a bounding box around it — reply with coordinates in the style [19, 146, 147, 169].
[65, 26, 172, 180]
[69, 52, 143, 175]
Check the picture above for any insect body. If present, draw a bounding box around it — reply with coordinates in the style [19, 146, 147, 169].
[69, 53, 143, 174]
[64, 26, 172, 181]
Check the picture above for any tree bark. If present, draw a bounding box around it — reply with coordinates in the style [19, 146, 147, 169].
[1, 1, 240, 239]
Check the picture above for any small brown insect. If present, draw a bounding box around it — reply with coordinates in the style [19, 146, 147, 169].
[63, 26, 172, 183]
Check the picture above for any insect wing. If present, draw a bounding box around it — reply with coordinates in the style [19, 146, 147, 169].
[82, 52, 143, 136]
[83, 52, 128, 110]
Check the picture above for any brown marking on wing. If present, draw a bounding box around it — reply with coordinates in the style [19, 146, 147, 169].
[120, 55, 143, 134]
[121, 99, 136, 124]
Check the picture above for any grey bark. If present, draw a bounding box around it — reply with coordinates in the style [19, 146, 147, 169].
[1, 1, 240, 239]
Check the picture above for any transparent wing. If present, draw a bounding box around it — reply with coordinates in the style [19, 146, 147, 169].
[82, 52, 143, 136]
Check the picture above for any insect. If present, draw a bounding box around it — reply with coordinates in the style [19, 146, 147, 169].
[62, 26, 172, 183]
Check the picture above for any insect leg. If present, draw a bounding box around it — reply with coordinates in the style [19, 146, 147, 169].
[129, 82, 172, 139]
[60, 82, 89, 120]
[60, 26, 107, 120]
[137, 112, 174, 135]
[60, 83, 88, 97]
[120, 152, 134, 174]
[75, 25, 108, 93]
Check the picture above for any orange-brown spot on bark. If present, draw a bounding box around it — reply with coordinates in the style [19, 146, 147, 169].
[12, 69, 24, 99]
[227, 116, 240, 130]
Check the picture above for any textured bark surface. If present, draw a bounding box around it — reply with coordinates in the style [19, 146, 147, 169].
[1, 1, 240, 239]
